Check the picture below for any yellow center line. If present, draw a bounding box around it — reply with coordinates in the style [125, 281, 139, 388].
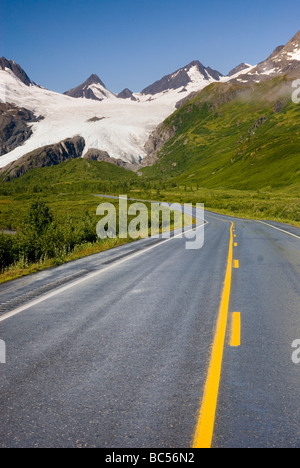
[234, 260, 239, 269]
[234, 243, 238, 247]
[192, 222, 234, 449]
[230, 313, 241, 347]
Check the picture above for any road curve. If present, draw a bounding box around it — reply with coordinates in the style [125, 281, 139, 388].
[0, 211, 299, 448]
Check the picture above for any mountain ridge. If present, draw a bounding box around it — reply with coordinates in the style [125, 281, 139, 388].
[2, 30, 300, 99]
[231, 30, 300, 83]
[0, 57, 36, 87]
[141, 60, 223, 96]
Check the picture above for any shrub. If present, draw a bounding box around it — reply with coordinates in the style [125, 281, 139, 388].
[0, 234, 16, 271]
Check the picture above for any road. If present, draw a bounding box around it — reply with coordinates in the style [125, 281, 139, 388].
[0, 210, 299, 448]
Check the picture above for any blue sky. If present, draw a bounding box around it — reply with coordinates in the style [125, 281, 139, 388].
[1, 0, 300, 93]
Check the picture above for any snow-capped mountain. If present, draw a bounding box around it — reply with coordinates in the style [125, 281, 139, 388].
[64, 74, 116, 101]
[0, 57, 37, 87]
[0, 58, 223, 169]
[230, 31, 300, 83]
[140, 61, 222, 96]
[0, 30, 299, 173]
[227, 63, 253, 77]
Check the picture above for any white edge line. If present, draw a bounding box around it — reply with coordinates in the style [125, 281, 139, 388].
[0, 222, 208, 323]
[258, 221, 300, 240]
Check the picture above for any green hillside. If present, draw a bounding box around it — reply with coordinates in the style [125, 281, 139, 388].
[142, 75, 300, 191]
[0, 158, 138, 195]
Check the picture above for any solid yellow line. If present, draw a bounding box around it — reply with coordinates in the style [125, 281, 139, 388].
[192, 222, 234, 449]
[234, 260, 239, 269]
[230, 313, 241, 347]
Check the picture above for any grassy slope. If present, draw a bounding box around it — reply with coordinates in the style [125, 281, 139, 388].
[0, 159, 138, 230]
[142, 76, 300, 192]
[0, 158, 137, 193]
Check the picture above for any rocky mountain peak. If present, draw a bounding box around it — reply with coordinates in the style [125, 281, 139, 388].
[229, 30, 300, 84]
[85, 74, 107, 88]
[281, 30, 300, 55]
[228, 63, 252, 77]
[289, 30, 300, 44]
[141, 60, 222, 96]
[64, 74, 115, 101]
[266, 46, 285, 61]
[117, 88, 137, 101]
[0, 57, 35, 87]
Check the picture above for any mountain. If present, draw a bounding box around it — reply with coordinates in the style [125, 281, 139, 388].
[0, 57, 36, 87]
[141, 60, 223, 96]
[63, 60, 223, 103]
[64, 74, 116, 101]
[0, 59, 44, 157]
[0, 136, 85, 180]
[142, 72, 300, 190]
[0, 102, 43, 156]
[231, 31, 300, 83]
[0, 57, 222, 169]
[1, 30, 300, 178]
[227, 63, 253, 77]
[142, 30, 300, 178]
[173, 62, 256, 110]
[117, 88, 137, 101]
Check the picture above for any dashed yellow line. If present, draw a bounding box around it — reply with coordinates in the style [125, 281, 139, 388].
[234, 260, 239, 269]
[192, 222, 234, 449]
[230, 313, 241, 347]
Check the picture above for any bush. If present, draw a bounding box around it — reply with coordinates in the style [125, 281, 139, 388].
[0, 234, 17, 271]
[0, 200, 101, 272]
[27, 200, 53, 235]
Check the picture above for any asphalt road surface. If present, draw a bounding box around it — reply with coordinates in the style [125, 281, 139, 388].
[0, 210, 299, 448]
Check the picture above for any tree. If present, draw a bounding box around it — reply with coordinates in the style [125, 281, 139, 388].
[27, 200, 53, 235]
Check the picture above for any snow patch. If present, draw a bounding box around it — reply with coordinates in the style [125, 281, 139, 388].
[187, 65, 205, 83]
[287, 48, 300, 61]
[261, 67, 277, 75]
